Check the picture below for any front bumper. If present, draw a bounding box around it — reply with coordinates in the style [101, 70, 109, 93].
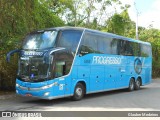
[16, 79, 59, 100]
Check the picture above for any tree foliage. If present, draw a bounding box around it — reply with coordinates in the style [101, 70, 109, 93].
[104, 9, 132, 36]
[139, 28, 160, 77]
[0, 0, 64, 90]
[42, 0, 123, 28]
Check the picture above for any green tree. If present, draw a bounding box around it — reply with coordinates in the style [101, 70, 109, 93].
[41, 0, 124, 28]
[104, 9, 132, 36]
[0, 0, 64, 90]
[139, 28, 160, 77]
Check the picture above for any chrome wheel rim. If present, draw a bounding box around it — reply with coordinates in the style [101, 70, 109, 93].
[76, 87, 82, 96]
[136, 80, 140, 88]
[130, 80, 134, 90]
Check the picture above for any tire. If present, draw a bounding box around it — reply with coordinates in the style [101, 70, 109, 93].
[72, 83, 85, 101]
[128, 78, 135, 91]
[135, 78, 141, 90]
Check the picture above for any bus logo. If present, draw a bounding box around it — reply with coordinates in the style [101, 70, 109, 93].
[134, 58, 142, 74]
[92, 56, 121, 65]
[23, 51, 43, 56]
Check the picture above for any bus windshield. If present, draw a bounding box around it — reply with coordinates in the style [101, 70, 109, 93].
[23, 31, 58, 50]
[17, 57, 50, 82]
[18, 29, 83, 82]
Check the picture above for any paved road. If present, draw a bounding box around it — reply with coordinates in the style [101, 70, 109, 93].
[0, 79, 160, 119]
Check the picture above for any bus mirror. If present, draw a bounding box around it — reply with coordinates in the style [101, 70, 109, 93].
[79, 45, 88, 56]
[78, 53, 82, 57]
[49, 47, 66, 55]
[6, 49, 21, 62]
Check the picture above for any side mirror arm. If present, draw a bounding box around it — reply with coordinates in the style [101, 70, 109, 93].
[43, 47, 66, 63]
[6, 49, 21, 62]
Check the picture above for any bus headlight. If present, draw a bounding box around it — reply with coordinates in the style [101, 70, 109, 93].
[16, 83, 19, 87]
[16, 90, 18, 93]
[42, 86, 49, 89]
[44, 92, 50, 96]
[42, 82, 58, 90]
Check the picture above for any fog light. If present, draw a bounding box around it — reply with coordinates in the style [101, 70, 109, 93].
[16, 83, 19, 87]
[16, 90, 18, 93]
[44, 92, 50, 96]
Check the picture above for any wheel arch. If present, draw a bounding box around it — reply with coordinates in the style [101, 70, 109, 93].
[76, 81, 86, 94]
[72, 80, 87, 100]
[72, 80, 87, 95]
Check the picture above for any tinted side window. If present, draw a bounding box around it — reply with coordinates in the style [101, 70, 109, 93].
[80, 32, 98, 55]
[125, 41, 134, 56]
[132, 42, 141, 56]
[117, 39, 125, 55]
[57, 30, 82, 52]
[141, 44, 151, 57]
[80, 33, 119, 55]
[79, 32, 151, 57]
[97, 36, 106, 54]
[110, 38, 118, 54]
[91, 34, 115, 54]
[99, 36, 117, 54]
[117, 40, 134, 56]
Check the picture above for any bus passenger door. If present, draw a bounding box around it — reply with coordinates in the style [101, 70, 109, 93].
[90, 67, 104, 92]
[115, 56, 127, 89]
[104, 67, 116, 90]
[117, 65, 126, 88]
[116, 56, 128, 88]
[53, 50, 73, 97]
[53, 61, 66, 97]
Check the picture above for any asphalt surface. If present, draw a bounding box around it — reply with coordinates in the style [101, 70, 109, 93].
[0, 79, 160, 119]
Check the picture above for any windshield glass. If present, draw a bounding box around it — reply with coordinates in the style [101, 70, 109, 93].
[18, 29, 83, 82]
[23, 31, 57, 50]
[17, 56, 51, 82]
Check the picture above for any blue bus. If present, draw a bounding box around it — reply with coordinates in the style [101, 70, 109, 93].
[7, 27, 152, 100]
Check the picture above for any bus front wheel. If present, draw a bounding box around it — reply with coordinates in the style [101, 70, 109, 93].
[72, 83, 85, 101]
[128, 78, 135, 91]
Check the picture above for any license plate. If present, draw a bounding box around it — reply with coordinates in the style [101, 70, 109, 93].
[25, 94, 32, 97]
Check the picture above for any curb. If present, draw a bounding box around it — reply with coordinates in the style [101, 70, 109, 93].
[0, 93, 17, 100]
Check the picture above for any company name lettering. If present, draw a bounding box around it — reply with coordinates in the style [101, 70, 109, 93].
[93, 56, 121, 64]
[24, 51, 43, 56]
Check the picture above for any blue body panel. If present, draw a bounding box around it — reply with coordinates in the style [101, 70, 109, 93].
[16, 53, 152, 99]
[15, 27, 152, 100]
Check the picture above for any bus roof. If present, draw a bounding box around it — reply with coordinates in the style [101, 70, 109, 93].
[36, 26, 151, 46]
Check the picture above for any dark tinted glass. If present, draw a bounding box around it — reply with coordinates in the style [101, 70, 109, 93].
[80, 32, 118, 55]
[57, 30, 82, 53]
[97, 36, 117, 54]
[141, 44, 151, 57]
[80, 32, 98, 55]
[79, 31, 151, 57]
[132, 42, 141, 56]
[117, 40, 134, 56]
[97, 36, 105, 53]
[110, 38, 118, 54]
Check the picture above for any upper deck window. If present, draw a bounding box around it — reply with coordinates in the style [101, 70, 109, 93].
[141, 44, 152, 57]
[23, 31, 58, 50]
[57, 30, 82, 53]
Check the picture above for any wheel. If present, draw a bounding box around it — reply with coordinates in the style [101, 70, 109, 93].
[72, 83, 85, 101]
[128, 78, 135, 91]
[135, 78, 141, 90]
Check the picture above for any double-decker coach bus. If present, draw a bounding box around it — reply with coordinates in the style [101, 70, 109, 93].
[7, 27, 152, 100]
